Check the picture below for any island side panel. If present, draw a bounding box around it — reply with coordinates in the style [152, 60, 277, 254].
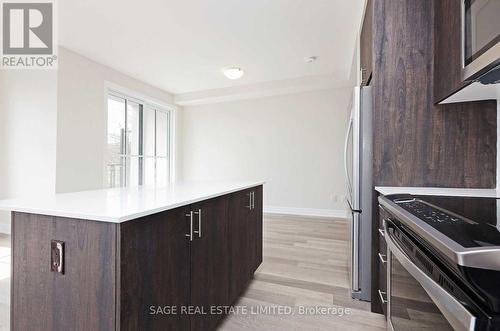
[251, 185, 263, 273]
[11, 212, 116, 331]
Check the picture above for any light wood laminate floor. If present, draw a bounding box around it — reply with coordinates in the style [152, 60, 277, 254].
[218, 216, 386, 331]
[0, 217, 386, 331]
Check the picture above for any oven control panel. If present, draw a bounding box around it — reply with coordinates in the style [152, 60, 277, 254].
[394, 198, 471, 226]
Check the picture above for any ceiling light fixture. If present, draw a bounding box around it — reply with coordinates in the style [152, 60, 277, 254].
[222, 66, 244, 80]
[304, 56, 317, 63]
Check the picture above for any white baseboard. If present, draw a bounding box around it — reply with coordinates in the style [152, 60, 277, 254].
[264, 206, 349, 220]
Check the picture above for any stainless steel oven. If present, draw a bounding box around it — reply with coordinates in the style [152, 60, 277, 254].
[462, 0, 500, 80]
[384, 219, 481, 331]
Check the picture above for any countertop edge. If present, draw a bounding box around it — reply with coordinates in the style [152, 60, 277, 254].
[117, 182, 264, 222]
[1, 181, 265, 223]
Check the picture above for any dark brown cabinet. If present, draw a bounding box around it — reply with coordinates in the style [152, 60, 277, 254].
[249, 186, 263, 273]
[11, 186, 263, 331]
[228, 187, 263, 303]
[434, 0, 471, 103]
[360, 0, 373, 86]
[228, 189, 252, 302]
[120, 206, 192, 331]
[190, 197, 230, 331]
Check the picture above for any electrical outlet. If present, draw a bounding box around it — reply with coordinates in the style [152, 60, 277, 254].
[51, 240, 64, 274]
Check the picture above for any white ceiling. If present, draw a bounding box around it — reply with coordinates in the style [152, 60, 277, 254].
[60, 0, 365, 94]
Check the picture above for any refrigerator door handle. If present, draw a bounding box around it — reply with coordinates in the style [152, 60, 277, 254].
[344, 114, 354, 207]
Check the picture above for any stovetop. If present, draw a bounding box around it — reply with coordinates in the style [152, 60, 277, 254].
[393, 195, 500, 248]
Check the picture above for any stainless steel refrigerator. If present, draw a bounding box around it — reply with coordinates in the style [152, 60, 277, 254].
[344, 86, 372, 301]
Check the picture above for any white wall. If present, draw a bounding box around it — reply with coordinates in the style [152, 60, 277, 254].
[0, 70, 58, 233]
[56, 48, 179, 193]
[180, 88, 351, 217]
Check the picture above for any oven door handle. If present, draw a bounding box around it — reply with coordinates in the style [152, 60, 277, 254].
[384, 221, 476, 331]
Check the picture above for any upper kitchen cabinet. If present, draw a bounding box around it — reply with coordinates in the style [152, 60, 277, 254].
[360, 0, 373, 86]
[434, 0, 470, 103]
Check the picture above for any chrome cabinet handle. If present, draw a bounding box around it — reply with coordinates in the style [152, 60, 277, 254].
[185, 211, 193, 241]
[378, 253, 387, 264]
[251, 191, 255, 210]
[378, 228, 385, 237]
[378, 289, 387, 304]
[193, 209, 202, 238]
[246, 192, 252, 209]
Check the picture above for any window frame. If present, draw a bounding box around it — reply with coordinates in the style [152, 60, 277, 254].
[103, 83, 176, 188]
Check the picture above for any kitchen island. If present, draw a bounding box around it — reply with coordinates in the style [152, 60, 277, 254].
[0, 181, 264, 331]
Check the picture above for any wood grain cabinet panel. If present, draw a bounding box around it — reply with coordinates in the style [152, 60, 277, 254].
[228, 187, 263, 304]
[228, 189, 252, 303]
[190, 196, 230, 331]
[119, 207, 191, 331]
[434, 0, 471, 103]
[371, 0, 496, 189]
[360, 0, 373, 86]
[249, 186, 263, 273]
[11, 213, 116, 331]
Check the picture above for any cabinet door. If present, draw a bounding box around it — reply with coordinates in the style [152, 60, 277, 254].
[119, 207, 191, 331]
[249, 186, 263, 273]
[190, 196, 230, 331]
[228, 189, 252, 303]
[434, 0, 468, 102]
[360, 0, 373, 85]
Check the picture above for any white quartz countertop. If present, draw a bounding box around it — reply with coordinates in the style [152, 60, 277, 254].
[0, 181, 264, 223]
[375, 186, 500, 198]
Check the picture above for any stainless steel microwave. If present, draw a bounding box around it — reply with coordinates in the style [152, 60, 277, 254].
[462, 0, 500, 80]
